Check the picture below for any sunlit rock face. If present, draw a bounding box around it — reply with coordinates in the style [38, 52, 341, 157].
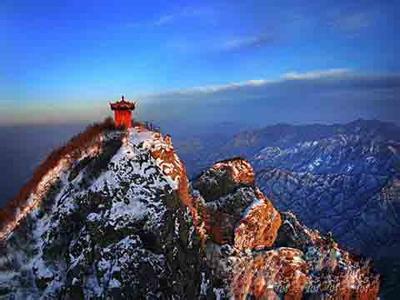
[0, 124, 380, 299]
[192, 158, 281, 249]
[192, 159, 379, 299]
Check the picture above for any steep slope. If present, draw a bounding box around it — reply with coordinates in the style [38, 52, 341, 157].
[176, 119, 400, 298]
[0, 125, 210, 298]
[251, 121, 400, 298]
[0, 122, 380, 299]
[192, 159, 379, 299]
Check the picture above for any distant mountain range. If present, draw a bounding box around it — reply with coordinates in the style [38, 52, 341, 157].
[175, 119, 400, 298]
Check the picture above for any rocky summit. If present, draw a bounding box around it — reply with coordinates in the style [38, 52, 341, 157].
[0, 121, 380, 299]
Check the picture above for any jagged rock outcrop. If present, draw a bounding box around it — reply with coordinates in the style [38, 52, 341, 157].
[0, 122, 380, 299]
[192, 158, 281, 249]
[176, 119, 400, 298]
[192, 160, 379, 299]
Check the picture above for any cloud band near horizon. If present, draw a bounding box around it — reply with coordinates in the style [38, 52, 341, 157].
[1, 69, 399, 126]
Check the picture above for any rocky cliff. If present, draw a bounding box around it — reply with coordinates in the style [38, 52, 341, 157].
[0, 122, 380, 299]
[191, 159, 379, 299]
[176, 119, 400, 298]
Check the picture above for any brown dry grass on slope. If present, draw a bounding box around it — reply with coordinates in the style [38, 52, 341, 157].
[0, 118, 116, 230]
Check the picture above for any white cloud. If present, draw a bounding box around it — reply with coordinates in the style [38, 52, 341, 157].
[137, 69, 400, 128]
[153, 7, 214, 26]
[181, 79, 273, 93]
[221, 34, 273, 51]
[282, 68, 352, 80]
[144, 79, 274, 97]
[141, 69, 353, 98]
[154, 14, 175, 26]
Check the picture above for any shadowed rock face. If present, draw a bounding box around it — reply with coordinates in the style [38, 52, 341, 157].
[0, 124, 380, 299]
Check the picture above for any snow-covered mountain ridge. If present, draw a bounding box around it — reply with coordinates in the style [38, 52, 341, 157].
[0, 122, 380, 299]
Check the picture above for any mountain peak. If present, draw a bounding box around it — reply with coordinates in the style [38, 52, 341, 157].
[0, 121, 380, 299]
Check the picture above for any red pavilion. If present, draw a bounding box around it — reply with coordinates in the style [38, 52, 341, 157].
[110, 96, 136, 128]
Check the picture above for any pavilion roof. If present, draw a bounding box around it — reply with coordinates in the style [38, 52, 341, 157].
[110, 96, 136, 111]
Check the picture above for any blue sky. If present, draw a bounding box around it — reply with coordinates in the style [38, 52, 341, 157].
[0, 0, 399, 124]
